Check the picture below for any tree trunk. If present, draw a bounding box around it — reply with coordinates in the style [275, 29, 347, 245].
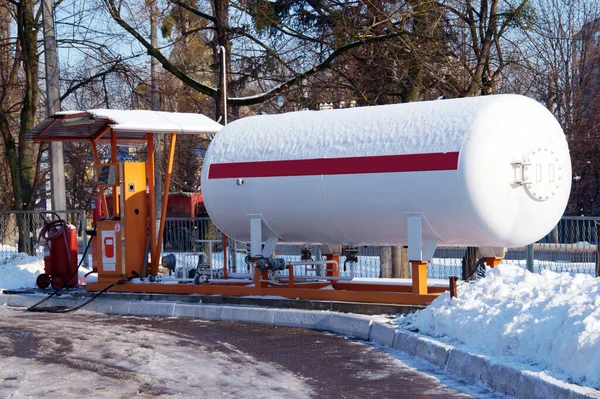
[16, 213, 34, 255]
[0, 3, 9, 79]
[380, 246, 392, 278]
[394, 246, 410, 278]
[461, 246, 479, 281]
[1, 0, 41, 254]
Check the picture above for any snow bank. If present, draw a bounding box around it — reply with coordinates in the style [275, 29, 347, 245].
[0, 252, 44, 290]
[401, 264, 600, 388]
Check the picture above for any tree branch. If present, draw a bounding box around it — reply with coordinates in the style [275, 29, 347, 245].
[59, 60, 123, 102]
[169, 0, 218, 24]
[103, 0, 217, 98]
[230, 31, 409, 106]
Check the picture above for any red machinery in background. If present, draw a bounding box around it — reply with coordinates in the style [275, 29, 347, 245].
[36, 219, 79, 290]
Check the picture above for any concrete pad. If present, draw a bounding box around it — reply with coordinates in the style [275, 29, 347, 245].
[369, 321, 396, 347]
[6, 294, 44, 308]
[392, 330, 419, 356]
[173, 302, 203, 318]
[414, 337, 452, 369]
[220, 306, 274, 324]
[272, 308, 331, 330]
[174, 303, 223, 321]
[446, 348, 491, 386]
[328, 313, 372, 340]
[196, 305, 224, 321]
[129, 301, 175, 317]
[44, 296, 84, 310]
[88, 298, 131, 315]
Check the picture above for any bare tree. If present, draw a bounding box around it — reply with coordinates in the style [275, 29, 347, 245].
[100, 0, 414, 118]
[0, 0, 47, 254]
[521, 0, 600, 216]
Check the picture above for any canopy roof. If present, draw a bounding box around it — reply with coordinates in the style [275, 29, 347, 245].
[29, 109, 223, 142]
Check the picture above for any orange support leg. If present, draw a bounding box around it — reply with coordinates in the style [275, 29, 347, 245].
[449, 276, 459, 298]
[253, 267, 270, 288]
[411, 261, 428, 295]
[325, 254, 340, 277]
[482, 257, 503, 268]
[286, 264, 295, 288]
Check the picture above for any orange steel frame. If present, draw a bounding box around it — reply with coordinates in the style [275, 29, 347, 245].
[41, 115, 451, 306]
[86, 269, 443, 306]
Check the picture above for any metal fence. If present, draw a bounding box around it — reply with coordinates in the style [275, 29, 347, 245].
[0, 210, 88, 265]
[1, 213, 599, 280]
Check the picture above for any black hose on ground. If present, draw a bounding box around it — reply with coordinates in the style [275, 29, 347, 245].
[26, 276, 133, 313]
[25, 236, 136, 313]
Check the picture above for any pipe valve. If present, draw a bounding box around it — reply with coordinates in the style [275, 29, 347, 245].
[301, 246, 313, 261]
[254, 257, 287, 272]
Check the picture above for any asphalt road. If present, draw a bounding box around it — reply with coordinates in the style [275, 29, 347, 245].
[0, 306, 507, 398]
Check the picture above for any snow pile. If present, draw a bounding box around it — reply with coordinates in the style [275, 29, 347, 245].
[402, 264, 600, 388]
[0, 251, 44, 290]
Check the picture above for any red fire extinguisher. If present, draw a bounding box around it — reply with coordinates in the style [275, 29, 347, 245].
[36, 219, 79, 290]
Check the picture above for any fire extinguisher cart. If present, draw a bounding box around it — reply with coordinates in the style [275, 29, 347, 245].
[37, 218, 79, 290]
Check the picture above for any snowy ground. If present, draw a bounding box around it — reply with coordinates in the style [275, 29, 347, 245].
[1, 250, 598, 394]
[399, 264, 600, 391]
[0, 307, 509, 399]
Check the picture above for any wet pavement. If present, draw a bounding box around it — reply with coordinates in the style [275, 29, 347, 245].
[0, 306, 508, 398]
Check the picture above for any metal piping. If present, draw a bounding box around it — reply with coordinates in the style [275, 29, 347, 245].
[287, 260, 340, 273]
[216, 45, 227, 125]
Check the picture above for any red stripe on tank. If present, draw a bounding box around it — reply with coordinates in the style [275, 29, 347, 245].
[208, 152, 459, 179]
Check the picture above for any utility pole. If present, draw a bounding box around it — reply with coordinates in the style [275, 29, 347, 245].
[42, 0, 67, 212]
[150, 1, 162, 244]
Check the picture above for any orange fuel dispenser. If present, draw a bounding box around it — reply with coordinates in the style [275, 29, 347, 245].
[95, 162, 149, 281]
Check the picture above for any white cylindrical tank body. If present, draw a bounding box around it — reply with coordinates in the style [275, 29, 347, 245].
[201, 95, 571, 248]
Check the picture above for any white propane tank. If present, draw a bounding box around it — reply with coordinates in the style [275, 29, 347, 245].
[201, 94, 571, 248]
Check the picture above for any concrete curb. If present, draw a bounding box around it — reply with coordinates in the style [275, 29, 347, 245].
[1, 293, 599, 399]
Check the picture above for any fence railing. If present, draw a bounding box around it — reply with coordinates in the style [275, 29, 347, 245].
[1, 212, 598, 280]
[0, 210, 88, 266]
